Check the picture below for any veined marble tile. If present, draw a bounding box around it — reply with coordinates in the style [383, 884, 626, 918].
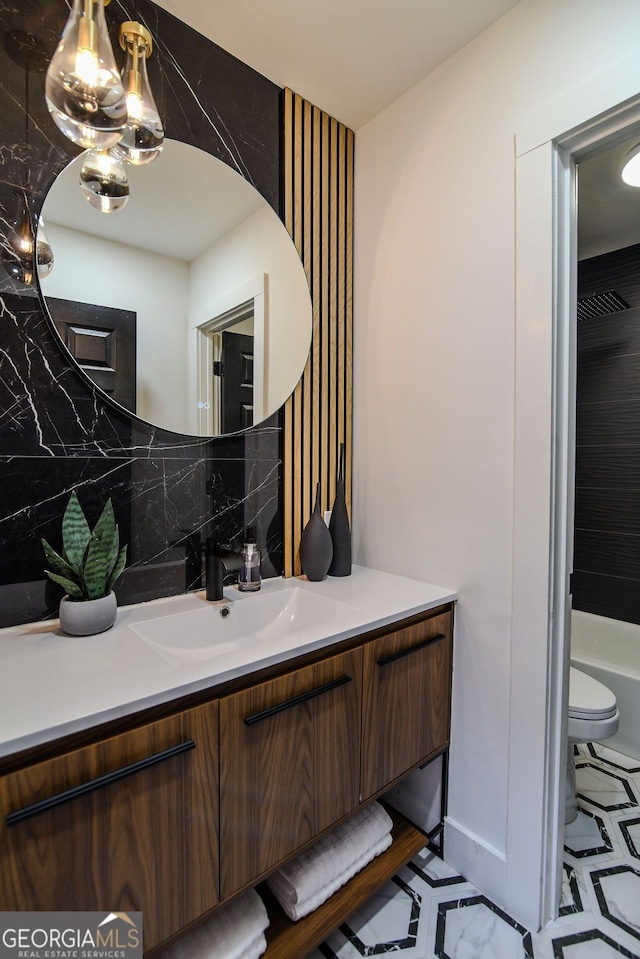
[549, 927, 640, 958]
[591, 865, 640, 943]
[576, 763, 639, 813]
[314, 873, 429, 957]
[564, 808, 615, 860]
[587, 744, 640, 776]
[315, 744, 640, 959]
[405, 846, 468, 891]
[619, 817, 640, 861]
[0, 0, 284, 626]
[434, 895, 533, 959]
[560, 864, 586, 916]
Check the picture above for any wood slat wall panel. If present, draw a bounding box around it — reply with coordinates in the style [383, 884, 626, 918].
[283, 91, 295, 576]
[345, 129, 354, 504]
[329, 116, 339, 511]
[282, 90, 354, 576]
[321, 111, 330, 531]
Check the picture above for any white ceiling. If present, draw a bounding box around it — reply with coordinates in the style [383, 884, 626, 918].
[146, 0, 640, 261]
[152, 0, 524, 131]
[43, 1, 529, 255]
[43, 140, 266, 261]
[42, 3, 640, 264]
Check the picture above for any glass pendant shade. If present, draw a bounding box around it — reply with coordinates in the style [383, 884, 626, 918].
[45, 0, 127, 150]
[112, 22, 163, 166]
[2, 193, 54, 285]
[80, 149, 130, 213]
[35, 217, 54, 279]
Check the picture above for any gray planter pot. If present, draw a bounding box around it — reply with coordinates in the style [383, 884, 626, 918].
[59, 591, 117, 636]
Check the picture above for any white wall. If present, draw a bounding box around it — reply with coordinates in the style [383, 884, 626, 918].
[41, 224, 190, 433]
[188, 205, 312, 413]
[354, 0, 640, 926]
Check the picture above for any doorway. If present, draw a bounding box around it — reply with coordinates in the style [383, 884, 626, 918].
[219, 329, 255, 434]
[512, 70, 640, 930]
[195, 274, 267, 436]
[574, 140, 640, 629]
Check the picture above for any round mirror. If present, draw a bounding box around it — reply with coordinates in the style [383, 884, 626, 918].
[38, 140, 312, 436]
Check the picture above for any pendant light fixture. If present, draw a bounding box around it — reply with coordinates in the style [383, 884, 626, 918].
[35, 218, 54, 280]
[112, 21, 164, 165]
[79, 148, 130, 213]
[45, 0, 127, 150]
[2, 30, 54, 286]
[2, 192, 54, 286]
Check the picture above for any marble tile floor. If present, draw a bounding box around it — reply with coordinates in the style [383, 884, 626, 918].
[312, 742, 640, 959]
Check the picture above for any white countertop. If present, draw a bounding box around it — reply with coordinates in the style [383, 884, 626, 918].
[0, 566, 456, 760]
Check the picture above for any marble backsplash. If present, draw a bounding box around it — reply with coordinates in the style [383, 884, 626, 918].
[0, 0, 284, 626]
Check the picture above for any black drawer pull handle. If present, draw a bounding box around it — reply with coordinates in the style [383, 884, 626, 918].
[377, 632, 446, 667]
[244, 675, 352, 726]
[6, 740, 196, 826]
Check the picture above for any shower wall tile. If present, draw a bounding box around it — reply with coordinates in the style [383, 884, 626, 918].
[0, 0, 285, 626]
[571, 573, 640, 626]
[574, 489, 640, 537]
[576, 244, 640, 626]
[578, 350, 640, 405]
[578, 244, 640, 310]
[576, 399, 640, 450]
[576, 447, 640, 490]
[574, 529, 640, 582]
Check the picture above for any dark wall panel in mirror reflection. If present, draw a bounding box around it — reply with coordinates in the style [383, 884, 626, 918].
[0, 0, 284, 626]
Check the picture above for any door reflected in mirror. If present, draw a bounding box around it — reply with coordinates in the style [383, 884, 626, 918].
[38, 139, 312, 436]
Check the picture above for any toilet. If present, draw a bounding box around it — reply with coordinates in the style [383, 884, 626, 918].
[566, 667, 619, 824]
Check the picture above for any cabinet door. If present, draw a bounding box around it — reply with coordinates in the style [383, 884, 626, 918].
[219, 648, 362, 899]
[361, 609, 452, 801]
[0, 701, 219, 953]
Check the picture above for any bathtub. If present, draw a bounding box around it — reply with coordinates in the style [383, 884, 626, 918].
[571, 610, 640, 761]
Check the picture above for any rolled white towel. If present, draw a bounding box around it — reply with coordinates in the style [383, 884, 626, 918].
[236, 930, 267, 959]
[267, 801, 393, 919]
[154, 888, 268, 959]
[271, 830, 392, 921]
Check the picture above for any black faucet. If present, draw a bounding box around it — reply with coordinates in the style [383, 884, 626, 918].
[170, 528, 204, 590]
[205, 537, 243, 601]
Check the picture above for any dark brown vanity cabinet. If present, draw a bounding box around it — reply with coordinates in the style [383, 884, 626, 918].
[361, 608, 453, 801]
[218, 606, 453, 900]
[0, 701, 220, 952]
[0, 603, 453, 955]
[219, 647, 362, 899]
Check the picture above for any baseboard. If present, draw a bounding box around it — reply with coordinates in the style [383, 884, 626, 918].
[443, 817, 507, 908]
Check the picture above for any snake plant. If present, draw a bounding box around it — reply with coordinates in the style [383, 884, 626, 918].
[42, 491, 127, 601]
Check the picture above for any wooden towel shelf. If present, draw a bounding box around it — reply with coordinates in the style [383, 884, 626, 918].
[260, 809, 427, 959]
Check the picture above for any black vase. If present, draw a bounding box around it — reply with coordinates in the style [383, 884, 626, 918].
[329, 444, 351, 576]
[300, 483, 333, 581]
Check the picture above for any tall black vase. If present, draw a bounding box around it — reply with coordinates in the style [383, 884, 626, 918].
[329, 443, 351, 576]
[300, 483, 333, 581]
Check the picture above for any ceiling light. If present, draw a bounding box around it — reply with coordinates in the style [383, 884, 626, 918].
[79, 149, 130, 213]
[620, 144, 640, 187]
[112, 21, 163, 166]
[45, 0, 127, 150]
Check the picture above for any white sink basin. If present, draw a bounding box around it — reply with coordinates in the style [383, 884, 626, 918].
[129, 587, 357, 667]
